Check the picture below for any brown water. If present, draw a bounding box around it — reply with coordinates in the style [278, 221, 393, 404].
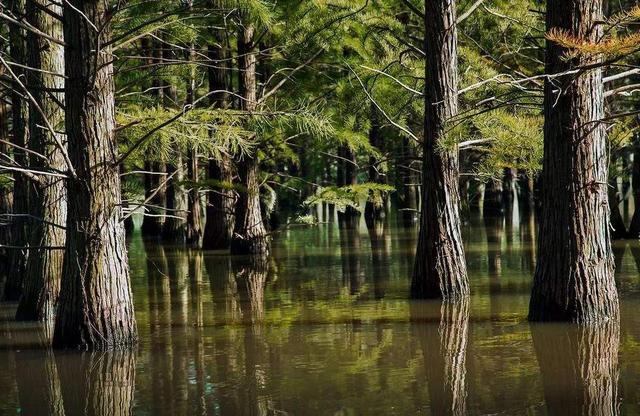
[1, 211, 640, 415]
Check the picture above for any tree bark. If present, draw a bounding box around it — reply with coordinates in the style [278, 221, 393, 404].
[16, 0, 66, 322]
[3, 0, 30, 301]
[203, 27, 235, 250]
[230, 20, 269, 256]
[531, 320, 620, 415]
[528, 0, 619, 323]
[412, 0, 469, 300]
[53, 0, 138, 349]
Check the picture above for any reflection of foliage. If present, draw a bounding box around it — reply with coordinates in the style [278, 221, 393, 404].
[305, 183, 394, 212]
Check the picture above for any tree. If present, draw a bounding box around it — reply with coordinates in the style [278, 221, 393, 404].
[411, 0, 469, 300]
[528, 0, 619, 322]
[15, 0, 66, 323]
[53, 0, 138, 349]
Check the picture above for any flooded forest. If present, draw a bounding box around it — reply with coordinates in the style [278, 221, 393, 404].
[1, 0, 640, 414]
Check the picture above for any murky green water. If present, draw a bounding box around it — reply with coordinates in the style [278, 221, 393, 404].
[2, 211, 640, 415]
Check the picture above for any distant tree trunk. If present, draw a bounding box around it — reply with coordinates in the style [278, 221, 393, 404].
[184, 1, 203, 248]
[230, 20, 269, 256]
[15, 0, 66, 322]
[628, 137, 640, 237]
[368, 221, 391, 299]
[412, 0, 469, 300]
[140, 37, 166, 237]
[411, 299, 470, 415]
[529, 0, 618, 322]
[397, 137, 419, 226]
[203, 27, 235, 250]
[483, 179, 504, 216]
[609, 167, 627, 240]
[517, 169, 535, 212]
[53, 0, 138, 349]
[502, 167, 516, 207]
[365, 106, 388, 225]
[3, 0, 30, 301]
[336, 144, 360, 228]
[0, 87, 12, 277]
[160, 39, 187, 243]
[531, 320, 619, 415]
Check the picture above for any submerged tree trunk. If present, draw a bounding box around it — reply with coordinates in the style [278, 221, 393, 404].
[337, 144, 361, 228]
[397, 137, 419, 226]
[16, 0, 66, 322]
[0, 87, 12, 278]
[53, 0, 138, 349]
[203, 29, 235, 250]
[528, 0, 619, 323]
[3, 0, 30, 301]
[628, 138, 640, 238]
[230, 21, 269, 256]
[412, 0, 469, 300]
[365, 106, 387, 224]
[140, 162, 167, 236]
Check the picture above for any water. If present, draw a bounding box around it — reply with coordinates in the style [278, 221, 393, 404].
[1, 211, 640, 415]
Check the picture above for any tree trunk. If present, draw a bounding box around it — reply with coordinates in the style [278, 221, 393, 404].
[15, 0, 67, 322]
[517, 169, 535, 212]
[412, 0, 469, 300]
[531, 320, 619, 415]
[230, 21, 269, 256]
[609, 168, 627, 240]
[628, 137, 640, 237]
[3, 0, 30, 301]
[529, 0, 619, 323]
[397, 137, 419, 226]
[483, 179, 504, 216]
[365, 106, 388, 225]
[203, 28, 235, 250]
[337, 144, 360, 227]
[53, 0, 138, 349]
[0, 85, 12, 278]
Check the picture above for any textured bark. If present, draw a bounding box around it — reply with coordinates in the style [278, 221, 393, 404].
[412, 299, 470, 415]
[230, 21, 269, 256]
[203, 30, 235, 250]
[532, 320, 620, 415]
[365, 106, 388, 224]
[529, 0, 619, 323]
[412, 0, 469, 300]
[16, 0, 66, 322]
[53, 0, 138, 349]
[57, 351, 136, 415]
[3, 0, 30, 301]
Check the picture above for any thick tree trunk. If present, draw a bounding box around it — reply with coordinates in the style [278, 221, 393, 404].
[483, 179, 504, 216]
[53, 0, 138, 349]
[412, 0, 469, 300]
[529, 0, 619, 322]
[230, 21, 269, 256]
[15, 0, 67, 322]
[531, 320, 619, 415]
[365, 106, 388, 224]
[203, 32, 235, 250]
[411, 299, 470, 415]
[3, 0, 30, 301]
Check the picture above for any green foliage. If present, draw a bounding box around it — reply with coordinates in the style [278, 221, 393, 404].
[305, 183, 395, 213]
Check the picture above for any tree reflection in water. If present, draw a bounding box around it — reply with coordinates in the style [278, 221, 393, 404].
[56, 350, 136, 416]
[411, 298, 470, 415]
[531, 320, 620, 415]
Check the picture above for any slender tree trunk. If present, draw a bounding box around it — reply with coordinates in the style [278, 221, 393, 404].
[365, 106, 388, 225]
[483, 179, 504, 216]
[609, 164, 627, 240]
[53, 0, 138, 349]
[337, 144, 360, 228]
[3, 0, 30, 301]
[203, 27, 235, 249]
[412, 0, 469, 300]
[0, 87, 12, 277]
[517, 169, 535, 212]
[230, 21, 269, 256]
[397, 137, 418, 226]
[160, 39, 187, 243]
[628, 137, 640, 237]
[16, 0, 67, 322]
[184, 3, 203, 247]
[529, 0, 618, 322]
